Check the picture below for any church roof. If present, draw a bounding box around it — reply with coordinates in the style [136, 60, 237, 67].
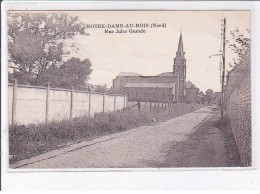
[157, 72, 174, 76]
[117, 72, 141, 77]
[124, 82, 175, 89]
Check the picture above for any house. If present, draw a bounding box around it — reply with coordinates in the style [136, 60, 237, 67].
[198, 91, 207, 104]
[186, 81, 200, 103]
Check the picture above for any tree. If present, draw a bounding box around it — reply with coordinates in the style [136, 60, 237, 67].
[205, 89, 215, 104]
[93, 84, 108, 93]
[107, 87, 121, 95]
[40, 57, 92, 90]
[225, 28, 251, 99]
[8, 12, 88, 85]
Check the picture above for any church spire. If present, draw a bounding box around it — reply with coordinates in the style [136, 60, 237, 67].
[174, 32, 186, 67]
[173, 32, 187, 103]
[176, 32, 185, 57]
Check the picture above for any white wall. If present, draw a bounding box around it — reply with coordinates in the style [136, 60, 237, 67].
[9, 84, 127, 125]
[104, 94, 115, 113]
[73, 91, 90, 118]
[48, 89, 71, 122]
[8, 85, 13, 125]
[90, 93, 104, 117]
[16, 86, 47, 125]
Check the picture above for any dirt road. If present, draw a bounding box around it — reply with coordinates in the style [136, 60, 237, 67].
[14, 106, 218, 168]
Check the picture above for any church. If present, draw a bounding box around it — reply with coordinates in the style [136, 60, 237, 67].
[112, 33, 187, 103]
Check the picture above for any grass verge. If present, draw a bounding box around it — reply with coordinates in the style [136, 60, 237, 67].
[212, 116, 241, 166]
[9, 103, 204, 163]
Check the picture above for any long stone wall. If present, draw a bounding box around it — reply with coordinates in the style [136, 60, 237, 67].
[9, 83, 127, 126]
[225, 65, 251, 166]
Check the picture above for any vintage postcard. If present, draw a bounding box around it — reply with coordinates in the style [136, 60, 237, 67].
[5, 9, 251, 170]
[3, 0, 260, 191]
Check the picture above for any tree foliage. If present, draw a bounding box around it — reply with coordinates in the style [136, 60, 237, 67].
[227, 28, 250, 68]
[8, 12, 89, 86]
[53, 57, 92, 89]
[205, 89, 215, 103]
[93, 84, 108, 93]
[225, 28, 251, 96]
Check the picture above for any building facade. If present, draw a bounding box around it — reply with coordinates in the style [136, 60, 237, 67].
[123, 83, 176, 103]
[112, 33, 187, 103]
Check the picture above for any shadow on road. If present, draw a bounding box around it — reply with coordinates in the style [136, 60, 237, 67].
[142, 112, 241, 168]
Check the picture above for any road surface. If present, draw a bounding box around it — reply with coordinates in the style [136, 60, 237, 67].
[15, 106, 214, 168]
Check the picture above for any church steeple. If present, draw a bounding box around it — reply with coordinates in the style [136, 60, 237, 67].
[174, 32, 186, 67]
[173, 32, 187, 103]
[176, 33, 185, 58]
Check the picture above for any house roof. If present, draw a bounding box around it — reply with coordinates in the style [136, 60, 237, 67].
[198, 91, 206, 97]
[186, 81, 198, 89]
[117, 72, 141, 77]
[157, 72, 174, 77]
[124, 82, 175, 89]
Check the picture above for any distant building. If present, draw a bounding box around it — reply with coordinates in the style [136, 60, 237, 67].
[112, 33, 187, 103]
[186, 81, 200, 103]
[198, 91, 207, 104]
[123, 82, 176, 103]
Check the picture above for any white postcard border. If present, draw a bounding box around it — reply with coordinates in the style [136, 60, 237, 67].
[1, 0, 260, 190]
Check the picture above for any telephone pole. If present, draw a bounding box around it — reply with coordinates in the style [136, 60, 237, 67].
[221, 18, 226, 120]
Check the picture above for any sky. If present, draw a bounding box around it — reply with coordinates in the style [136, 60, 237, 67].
[34, 11, 251, 93]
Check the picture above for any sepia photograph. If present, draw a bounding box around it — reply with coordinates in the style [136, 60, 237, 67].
[6, 10, 251, 169]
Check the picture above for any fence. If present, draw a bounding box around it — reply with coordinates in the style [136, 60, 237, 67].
[9, 81, 127, 126]
[225, 64, 251, 166]
[126, 101, 173, 111]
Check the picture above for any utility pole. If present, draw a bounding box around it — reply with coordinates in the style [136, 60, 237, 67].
[221, 18, 226, 120]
